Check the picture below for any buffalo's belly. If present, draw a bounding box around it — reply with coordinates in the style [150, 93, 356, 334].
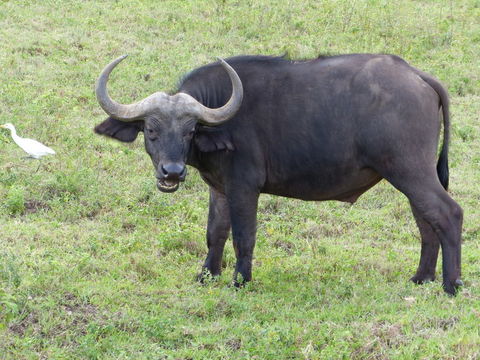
[262, 167, 381, 202]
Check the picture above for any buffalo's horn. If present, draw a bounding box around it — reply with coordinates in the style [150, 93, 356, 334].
[190, 58, 243, 126]
[95, 55, 168, 121]
[96, 56, 243, 125]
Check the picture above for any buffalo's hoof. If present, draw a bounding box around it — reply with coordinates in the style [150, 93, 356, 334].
[410, 274, 435, 284]
[443, 279, 463, 296]
[197, 269, 219, 284]
[231, 278, 250, 289]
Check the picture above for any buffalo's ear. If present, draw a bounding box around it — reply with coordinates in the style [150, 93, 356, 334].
[194, 126, 235, 152]
[94, 117, 144, 143]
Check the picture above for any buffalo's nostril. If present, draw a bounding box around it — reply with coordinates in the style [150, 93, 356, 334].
[160, 165, 168, 176]
[161, 163, 186, 180]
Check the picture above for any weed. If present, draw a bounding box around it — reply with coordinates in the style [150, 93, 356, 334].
[5, 186, 25, 216]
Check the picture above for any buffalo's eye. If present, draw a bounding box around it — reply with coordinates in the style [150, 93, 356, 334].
[146, 128, 157, 140]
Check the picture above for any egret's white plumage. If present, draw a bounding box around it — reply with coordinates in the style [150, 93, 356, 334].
[1, 123, 56, 159]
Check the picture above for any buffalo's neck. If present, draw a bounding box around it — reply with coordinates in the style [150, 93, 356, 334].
[187, 147, 228, 191]
[186, 146, 216, 177]
[186, 146, 200, 169]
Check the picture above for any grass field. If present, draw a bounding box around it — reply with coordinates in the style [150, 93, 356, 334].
[0, 0, 479, 359]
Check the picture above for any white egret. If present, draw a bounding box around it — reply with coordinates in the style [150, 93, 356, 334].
[1, 123, 56, 159]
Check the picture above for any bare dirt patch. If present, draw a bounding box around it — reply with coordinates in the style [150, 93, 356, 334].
[8, 311, 40, 337]
[226, 338, 242, 350]
[273, 239, 295, 255]
[24, 200, 50, 214]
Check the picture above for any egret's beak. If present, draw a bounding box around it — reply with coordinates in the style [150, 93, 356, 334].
[0, 125, 5, 128]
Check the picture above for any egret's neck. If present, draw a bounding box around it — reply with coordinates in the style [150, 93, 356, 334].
[8, 127, 20, 141]
[10, 127, 18, 136]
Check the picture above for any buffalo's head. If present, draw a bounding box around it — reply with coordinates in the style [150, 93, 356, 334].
[94, 55, 243, 192]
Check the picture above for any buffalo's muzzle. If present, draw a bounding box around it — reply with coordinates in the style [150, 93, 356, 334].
[156, 163, 187, 193]
[161, 163, 187, 181]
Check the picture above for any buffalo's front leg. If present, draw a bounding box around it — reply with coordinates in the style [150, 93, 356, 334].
[199, 187, 231, 281]
[227, 188, 259, 287]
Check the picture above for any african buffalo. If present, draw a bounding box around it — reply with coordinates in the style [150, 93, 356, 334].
[94, 54, 463, 295]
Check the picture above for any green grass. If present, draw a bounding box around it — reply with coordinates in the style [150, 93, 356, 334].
[1, 0, 479, 358]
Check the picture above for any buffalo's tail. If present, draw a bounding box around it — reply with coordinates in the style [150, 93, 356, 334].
[414, 68, 450, 190]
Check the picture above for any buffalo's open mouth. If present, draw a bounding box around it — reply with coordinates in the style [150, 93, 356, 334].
[157, 178, 180, 193]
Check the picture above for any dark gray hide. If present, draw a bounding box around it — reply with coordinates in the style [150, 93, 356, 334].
[94, 54, 463, 295]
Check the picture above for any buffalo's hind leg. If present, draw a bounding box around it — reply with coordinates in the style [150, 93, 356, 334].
[382, 168, 463, 295]
[409, 188, 462, 295]
[198, 187, 231, 282]
[410, 203, 440, 284]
